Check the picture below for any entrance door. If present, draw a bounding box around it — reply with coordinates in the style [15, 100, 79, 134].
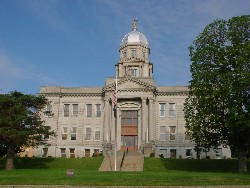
[121, 110, 138, 151]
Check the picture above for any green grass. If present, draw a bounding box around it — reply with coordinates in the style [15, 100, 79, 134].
[0, 157, 250, 186]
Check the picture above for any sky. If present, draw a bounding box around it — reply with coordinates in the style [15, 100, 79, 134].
[0, 0, 249, 94]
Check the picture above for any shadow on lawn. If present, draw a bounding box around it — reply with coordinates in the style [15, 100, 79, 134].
[0, 157, 55, 169]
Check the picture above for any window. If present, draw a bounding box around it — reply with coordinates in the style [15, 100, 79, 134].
[72, 104, 78, 117]
[71, 127, 77, 140]
[62, 127, 68, 140]
[170, 149, 176, 158]
[123, 51, 126, 59]
[185, 127, 191, 140]
[95, 104, 101, 117]
[159, 103, 166, 117]
[61, 148, 66, 157]
[169, 126, 176, 141]
[64, 104, 70, 117]
[159, 126, 167, 141]
[42, 126, 50, 140]
[45, 103, 52, 117]
[130, 68, 138, 77]
[85, 127, 91, 140]
[42, 148, 48, 157]
[69, 148, 75, 158]
[94, 127, 101, 141]
[169, 103, 176, 117]
[186, 149, 192, 158]
[93, 149, 99, 156]
[121, 111, 138, 126]
[214, 148, 222, 159]
[142, 51, 146, 60]
[86, 104, 92, 117]
[85, 149, 90, 157]
[131, 49, 136, 57]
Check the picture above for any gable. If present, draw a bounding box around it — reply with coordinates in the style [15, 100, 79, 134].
[103, 77, 156, 93]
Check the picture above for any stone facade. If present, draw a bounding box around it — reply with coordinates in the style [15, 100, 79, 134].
[34, 21, 231, 159]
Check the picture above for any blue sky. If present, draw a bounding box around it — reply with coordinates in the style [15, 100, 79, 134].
[0, 0, 249, 94]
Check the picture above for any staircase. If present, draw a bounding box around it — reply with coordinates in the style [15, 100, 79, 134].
[99, 150, 144, 171]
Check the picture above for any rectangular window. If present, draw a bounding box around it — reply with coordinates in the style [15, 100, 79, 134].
[121, 111, 138, 126]
[169, 103, 176, 117]
[62, 127, 68, 140]
[86, 104, 92, 117]
[69, 148, 75, 158]
[71, 127, 77, 140]
[61, 148, 66, 157]
[131, 49, 136, 57]
[85, 127, 91, 140]
[85, 149, 90, 157]
[45, 103, 52, 117]
[42, 148, 48, 157]
[159, 103, 166, 117]
[72, 104, 78, 117]
[64, 104, 70, 117]
[169, 126, 176, 141]
[42, 126, 50, 140]
[94, 127, 101, 141]
[123, 51, 126, 59]
[170, 149, 176, 158]
[95, 104, 101, 117]
[159, 126, 167, 141]
[186, 149, 192, 159]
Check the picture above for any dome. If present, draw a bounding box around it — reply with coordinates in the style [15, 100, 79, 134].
[120, 30, 149, 46]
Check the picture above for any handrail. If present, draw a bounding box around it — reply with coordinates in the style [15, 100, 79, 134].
[120, 150, 126, 171]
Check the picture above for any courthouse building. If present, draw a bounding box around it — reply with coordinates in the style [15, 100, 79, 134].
[34, 21, 231, 159]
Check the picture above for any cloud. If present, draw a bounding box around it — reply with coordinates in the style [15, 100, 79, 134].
[0, 51, 59, 94]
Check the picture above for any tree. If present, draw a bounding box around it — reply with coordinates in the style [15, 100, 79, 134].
[184, 15, 250, 172]
[0, 91, 55, 170]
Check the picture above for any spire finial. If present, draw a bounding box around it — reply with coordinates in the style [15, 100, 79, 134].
[133, 18, 138, 31]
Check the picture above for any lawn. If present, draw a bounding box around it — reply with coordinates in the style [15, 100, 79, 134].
[0, 157, 250, 186]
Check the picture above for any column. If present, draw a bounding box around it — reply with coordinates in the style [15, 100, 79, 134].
[141, 97, 147, 143]
[148, 98, 154, 142]
[104, 99, 110, 142]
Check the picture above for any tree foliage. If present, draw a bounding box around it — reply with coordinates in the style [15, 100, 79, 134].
[0, 91, 55, 170]
[184, 15, 250, 172]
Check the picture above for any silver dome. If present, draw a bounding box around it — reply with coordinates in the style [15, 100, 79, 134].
[120, 30, 149, 46]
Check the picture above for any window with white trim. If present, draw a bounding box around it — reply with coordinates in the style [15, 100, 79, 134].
[169, 103, 176, 117]
[42, 126, 50, 140]
[159, 103, 166, 117]
[86, 104, 92, 117]
[72, 104, 78, 117]
[159, 126, 167, 141]
[70, 127, 77, 140]
[169, 126, 176, 141]
[85, 127, 91, 140]
[69, 148, 75, 158]
[61, 127, 68, 140]
[61, 148, 66, 157]
[42, 148, 48, 157]
[94, 127, 101, 141]
[123, 51, 126, 59]
[131, 49, 136, 57]
[64, 104, 70, 117]
[45, 103, 52, 117]
[95, 104, 101, 117]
